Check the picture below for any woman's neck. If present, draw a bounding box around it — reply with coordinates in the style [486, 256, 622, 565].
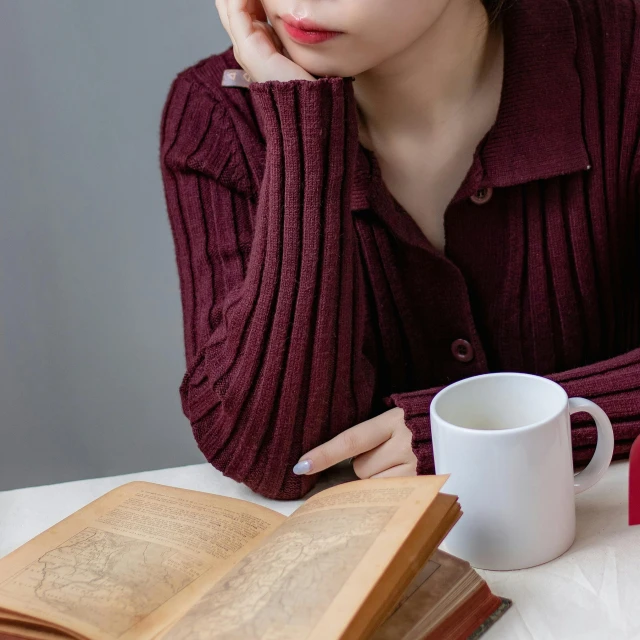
[353, 0, 503, 145]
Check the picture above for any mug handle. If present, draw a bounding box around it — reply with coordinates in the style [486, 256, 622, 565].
[569, 397, 615, 494]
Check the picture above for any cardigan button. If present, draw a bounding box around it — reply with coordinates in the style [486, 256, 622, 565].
[470, 187, 493, 205]
[451, 338, 475, 363]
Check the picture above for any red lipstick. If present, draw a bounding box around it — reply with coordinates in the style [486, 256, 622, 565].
[281, 15, 343, 44]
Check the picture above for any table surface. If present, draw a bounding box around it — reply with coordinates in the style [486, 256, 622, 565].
[1, 460, 637, 640]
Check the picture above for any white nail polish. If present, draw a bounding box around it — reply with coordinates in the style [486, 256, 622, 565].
[293, 459, 312, 475]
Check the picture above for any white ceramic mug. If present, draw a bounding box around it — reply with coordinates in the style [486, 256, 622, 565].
[431, 372, 615, 570]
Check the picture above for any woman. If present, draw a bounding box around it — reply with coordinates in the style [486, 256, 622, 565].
[160, 0, 640, 499]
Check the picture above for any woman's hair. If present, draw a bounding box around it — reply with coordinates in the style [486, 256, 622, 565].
[482, 0, 507, 22]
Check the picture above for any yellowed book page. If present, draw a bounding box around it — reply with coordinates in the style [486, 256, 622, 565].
[157, 475, 449, 640]
[0, 482, 285, 640]
[342, 495, 460, 640]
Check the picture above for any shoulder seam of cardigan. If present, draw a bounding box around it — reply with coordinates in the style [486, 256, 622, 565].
[161, 68, 258, 198]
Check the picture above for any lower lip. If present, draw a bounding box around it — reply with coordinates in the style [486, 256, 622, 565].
[283, 22, 342, 44]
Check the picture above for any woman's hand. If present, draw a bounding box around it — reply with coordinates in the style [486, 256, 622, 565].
[293, 407, 418, 479]
[216, 0, 315, 82]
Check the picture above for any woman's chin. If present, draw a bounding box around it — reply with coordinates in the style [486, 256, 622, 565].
[295, 61, 361, 79]
[286, 49, 363, 80]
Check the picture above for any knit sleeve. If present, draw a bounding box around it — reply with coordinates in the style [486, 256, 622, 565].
[383, 347, 640, 474]
[160, 75, 375, 499]
[621, 0, 640, 205]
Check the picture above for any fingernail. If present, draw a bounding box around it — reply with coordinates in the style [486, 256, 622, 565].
[293, 459, 312, 475]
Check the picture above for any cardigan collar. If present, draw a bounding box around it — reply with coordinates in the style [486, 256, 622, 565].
[351, 0, 591, 211]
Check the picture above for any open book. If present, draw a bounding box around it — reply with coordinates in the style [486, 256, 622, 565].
[0, 476, 508, 640]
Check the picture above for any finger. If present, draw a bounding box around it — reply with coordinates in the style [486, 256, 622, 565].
[262, 22, 285, 54]
[228, 0, 254, 43]
[217, 0, 244, 67]
[254, 22, 282, 53]
[294, 415, 394, 475]
[228, 0, 276, 69]
[369, 464, 416, 479]
[215, 0, 232, 36]
[247, 0, 267, 22]
[352, 440, 407, 479]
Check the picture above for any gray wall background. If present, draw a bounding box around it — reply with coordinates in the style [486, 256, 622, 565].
[0, 1, 230, 490]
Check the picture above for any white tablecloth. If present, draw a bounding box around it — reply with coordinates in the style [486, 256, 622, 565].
[0, 460, 637, 640]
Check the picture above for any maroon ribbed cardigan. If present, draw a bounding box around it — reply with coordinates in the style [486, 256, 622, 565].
[160, 0, 640, 499]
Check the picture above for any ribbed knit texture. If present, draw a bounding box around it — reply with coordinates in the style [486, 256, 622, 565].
[160, 0, 640, 498]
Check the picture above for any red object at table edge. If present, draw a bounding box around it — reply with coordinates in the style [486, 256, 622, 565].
[629, 436, 640, 526]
